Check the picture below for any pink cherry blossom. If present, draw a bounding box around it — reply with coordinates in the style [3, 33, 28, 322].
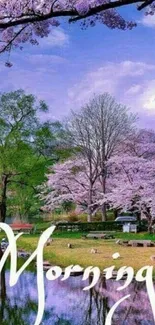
[39, 157, 103, 216]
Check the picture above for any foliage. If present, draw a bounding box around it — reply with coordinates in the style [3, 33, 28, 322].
[0, 89, 68, 221]
[61, 201, 75, 212]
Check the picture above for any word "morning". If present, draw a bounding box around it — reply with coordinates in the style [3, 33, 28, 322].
[0, 223, 155, 325]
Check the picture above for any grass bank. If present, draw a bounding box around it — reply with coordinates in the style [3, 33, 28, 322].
[14, 231, 155, 271]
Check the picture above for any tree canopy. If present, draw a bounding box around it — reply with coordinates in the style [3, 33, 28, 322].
[0, 89, 68, 222]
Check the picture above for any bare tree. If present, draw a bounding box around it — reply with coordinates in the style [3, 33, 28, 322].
[67, 93, 136, 221]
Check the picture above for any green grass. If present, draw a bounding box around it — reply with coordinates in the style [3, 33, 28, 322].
[53, 231, 84, 239]
[1, 228, 155, 271]
[16, 234, 155, 271]
[115, 232, 155, 240]
[13, 230, 155, 271]
[52, 230, 155, 240]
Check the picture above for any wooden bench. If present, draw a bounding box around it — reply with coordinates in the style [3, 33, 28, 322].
[128, 240, 152, 247]
[86, 232, 115, 239]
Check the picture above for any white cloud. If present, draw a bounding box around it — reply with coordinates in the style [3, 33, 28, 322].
[66, 60, 155, 129]
[27, 54, 67, 65]
[39, 28, 69, 48]
[1, 55, 155, 128]
[140, 14, 155, 28]
[140, 80, 155, 111]
[67, 60, 155, 109]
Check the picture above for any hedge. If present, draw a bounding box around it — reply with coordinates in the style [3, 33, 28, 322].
[56, 221, 138, 232]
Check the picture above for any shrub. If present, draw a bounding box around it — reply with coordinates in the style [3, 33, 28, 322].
[67, 211, 79, 222]
[57, 221, 124, 232]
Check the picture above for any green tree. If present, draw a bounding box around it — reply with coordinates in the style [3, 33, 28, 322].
[0, 89, 66, 222]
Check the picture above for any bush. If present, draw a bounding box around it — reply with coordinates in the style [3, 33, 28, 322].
[67, 211, 79, 222]
[56, 221, 124, 232]
[61, 201, 75, 212]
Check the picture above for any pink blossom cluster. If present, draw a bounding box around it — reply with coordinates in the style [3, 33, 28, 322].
[39, 158, 103, 212]
[106, 155, 155, 217]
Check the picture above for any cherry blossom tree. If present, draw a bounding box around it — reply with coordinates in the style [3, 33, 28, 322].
[0, 1, 154, 64]
[39, 157, 103, 221]
[66, 93, 136, 221]
[103, 154, 155, 232]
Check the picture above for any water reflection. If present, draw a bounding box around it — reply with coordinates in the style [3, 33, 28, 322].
[0, 268, 154, 325]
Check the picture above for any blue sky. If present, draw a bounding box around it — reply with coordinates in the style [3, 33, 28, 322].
[1, 7, 155, 128]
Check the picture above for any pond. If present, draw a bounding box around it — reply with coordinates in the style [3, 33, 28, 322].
[0, 267, 154, 325]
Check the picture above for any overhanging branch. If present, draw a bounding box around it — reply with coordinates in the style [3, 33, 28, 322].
[0, 0, 152, 29]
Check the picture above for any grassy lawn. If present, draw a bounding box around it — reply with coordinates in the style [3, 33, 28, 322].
[12, 230, 155, 272]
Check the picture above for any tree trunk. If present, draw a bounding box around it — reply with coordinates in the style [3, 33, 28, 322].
[142, 207, 153, 234]
[87, 210, 92, 223]
[101, 172, 107, 221]
[87, 197, 92, 223]
[148, 218, 153, 234]
[87, 182, 94, 222]
[0, 175, 8, 223]
[101, 203, 106, 222]
[145, 212, 153, 234]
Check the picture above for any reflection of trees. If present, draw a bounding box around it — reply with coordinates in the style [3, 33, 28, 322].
[0, 266, 6, 322]
[43, 276, 154, 325]
[91, 278, 154, 325]
[92, 276, 110, 325]
[0, 268, 40, 325]
[81, 276, 110, 325]
[0, 268, 154, 325]
[121, 282, 142, 324]
[71, 275, 154, 325]
[0, 268, 74, 325]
